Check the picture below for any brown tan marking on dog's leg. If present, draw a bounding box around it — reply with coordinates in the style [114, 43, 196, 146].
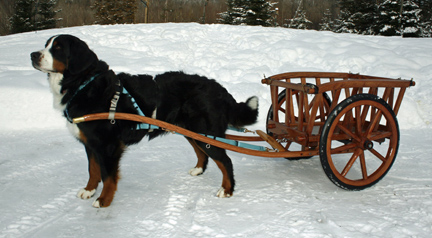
[93, 175, 118, 208]
[186, 138, 209, 176]
[84, 157, 101, 191]
[77, 157, 101, 199]
[213, 160, 233, 197]
[92, 142, 124, 208]
[77, 143, 101, 199]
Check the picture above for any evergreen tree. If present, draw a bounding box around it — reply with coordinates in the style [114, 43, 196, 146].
[319, 8, 334, 31]
[93, 0, 138, 25]
[243, 0, 278, 26]
[10, 0, 60, 34]
[334, 0, 356, 33]
[10, 0, 35, 33]
[284, 0, 312, 29]
[401, 0, 422, 37]
[36, 0, 59, 30]
[421, 16, 432, 37]
[374, 0, 400, 36]
[218, 0, 277, 27]
[333, 12, 354, 33]
[414, 0, 432, 23]
[218, 0, 247, 25]
[284, 10, 312, 29]
[336, 0, 377, 35]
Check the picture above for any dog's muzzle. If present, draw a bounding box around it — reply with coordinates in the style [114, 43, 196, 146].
[30, 52, 42, 69]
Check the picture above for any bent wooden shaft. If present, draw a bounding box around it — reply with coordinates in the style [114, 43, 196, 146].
[73, 113, 318, 158]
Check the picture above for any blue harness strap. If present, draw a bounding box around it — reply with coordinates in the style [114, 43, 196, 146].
[202, 134, 268, 151]
[64, 74, 100, 123]
[122, 87, 145, 117]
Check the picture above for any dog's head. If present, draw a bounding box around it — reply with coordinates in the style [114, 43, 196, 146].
[31, 34, 98, 75]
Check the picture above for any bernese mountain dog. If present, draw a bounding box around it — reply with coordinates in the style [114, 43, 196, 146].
[30, 34, 258, 208]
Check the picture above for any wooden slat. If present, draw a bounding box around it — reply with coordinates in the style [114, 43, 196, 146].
[393, 87, 406, 115]
[318, 79, 413, 93]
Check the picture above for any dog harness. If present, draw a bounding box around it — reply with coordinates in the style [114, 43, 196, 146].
[64, 74, 100, 123]
[66, 74, 267, 152]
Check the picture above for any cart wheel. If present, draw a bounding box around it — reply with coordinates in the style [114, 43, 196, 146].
[319, 94, 399, 190]
[266, 87, 331, 159]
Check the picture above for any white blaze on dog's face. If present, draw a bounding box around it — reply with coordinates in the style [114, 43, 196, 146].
[31, 35, 67, 74]
[37, 36, 56, 73]
[31, 35, 67, 111]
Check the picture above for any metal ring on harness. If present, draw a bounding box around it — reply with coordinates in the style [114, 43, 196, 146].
[206, 144, 211, 149]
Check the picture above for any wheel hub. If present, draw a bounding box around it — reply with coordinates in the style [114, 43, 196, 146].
[364, 140, 374, 150]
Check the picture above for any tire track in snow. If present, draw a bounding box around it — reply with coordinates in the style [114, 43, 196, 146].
[160, 171, 195, 235]
[1, 188, 78, 238]
[1, 131, 80, 185]
[2, 157, 67, 184]
[159, 170, 216, 237]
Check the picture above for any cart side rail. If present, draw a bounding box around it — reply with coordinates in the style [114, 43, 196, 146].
[262, 72, 415, 116]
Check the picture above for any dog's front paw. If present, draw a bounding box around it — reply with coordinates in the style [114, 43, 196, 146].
[92, 196, 114, 208]
[92, 199, 101, 208]
[189, 167, 204, 176]
[77, 188, 96, 199]
[216, 187, 232, 198]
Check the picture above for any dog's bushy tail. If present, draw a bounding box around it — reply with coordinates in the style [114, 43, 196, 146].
[229, 96, 259, 128]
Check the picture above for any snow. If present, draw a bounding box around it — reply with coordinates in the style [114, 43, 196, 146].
[1, 23, 432, 237]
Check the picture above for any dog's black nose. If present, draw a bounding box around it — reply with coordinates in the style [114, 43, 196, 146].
[31, 52, 40, 61]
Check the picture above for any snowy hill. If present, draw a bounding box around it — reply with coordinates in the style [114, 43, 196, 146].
[1, 23, 431, 237]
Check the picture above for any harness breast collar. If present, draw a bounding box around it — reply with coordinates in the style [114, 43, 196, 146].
[64, 74, 100, 123]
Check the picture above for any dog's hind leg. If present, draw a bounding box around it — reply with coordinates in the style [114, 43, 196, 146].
[197, 142, 235, 197]
[213, 157, 235, 198]
[77, 146, 101, 199]
[186, 138, 209, 176]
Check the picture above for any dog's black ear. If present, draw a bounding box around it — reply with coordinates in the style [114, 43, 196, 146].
[67, 36, 98, 75]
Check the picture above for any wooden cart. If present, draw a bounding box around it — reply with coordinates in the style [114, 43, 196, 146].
[73, 72, 415, 190]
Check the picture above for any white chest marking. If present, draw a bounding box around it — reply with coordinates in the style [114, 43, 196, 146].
[67, 122, 81, 139]
[48, 72, 65, 111]
[47, 72, 81, 139]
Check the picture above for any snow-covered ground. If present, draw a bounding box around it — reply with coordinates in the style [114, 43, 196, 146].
[1, 23, 431, 237]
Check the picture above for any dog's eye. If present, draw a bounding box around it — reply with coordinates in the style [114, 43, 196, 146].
[54, 45, 61, 50]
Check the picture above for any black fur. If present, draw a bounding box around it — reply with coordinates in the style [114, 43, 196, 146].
[31, 34, 258, 207]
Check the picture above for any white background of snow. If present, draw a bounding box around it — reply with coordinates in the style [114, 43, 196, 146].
[0, 23, 431, 237]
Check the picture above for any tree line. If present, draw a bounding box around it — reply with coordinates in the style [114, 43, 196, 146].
[1, 0, 431, 37]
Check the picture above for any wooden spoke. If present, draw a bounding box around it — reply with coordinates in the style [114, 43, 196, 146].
[355, 105, 362, 135]
[365, 109, 383, 137]
[337, 123, 361, 143]
[369, 148, 386, 162]
[330, 142, 357, 154]
[341, 148, 362, 177]
[369, 131, 392, 141]
[360, 152, 368, 179]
